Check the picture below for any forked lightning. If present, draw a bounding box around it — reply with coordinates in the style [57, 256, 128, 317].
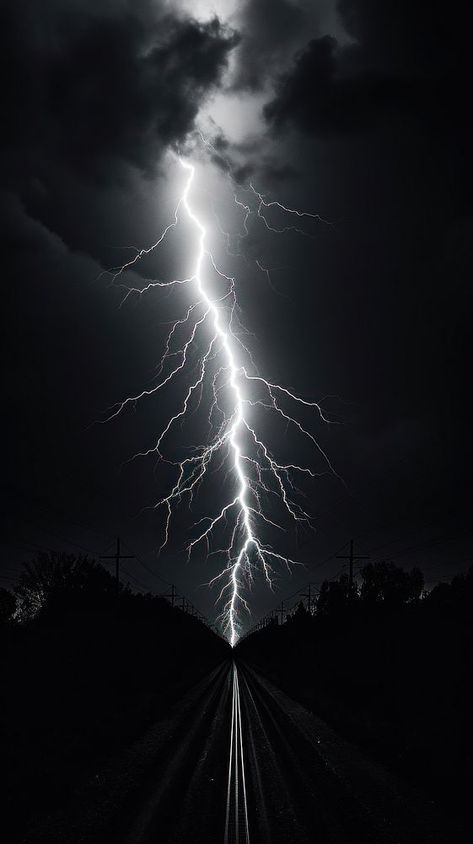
[103, 151, 336, 646]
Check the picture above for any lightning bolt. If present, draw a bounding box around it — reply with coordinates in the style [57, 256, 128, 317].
[102, 152, 338, 646]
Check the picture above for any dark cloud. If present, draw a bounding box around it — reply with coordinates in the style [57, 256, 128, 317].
[0, 0, 236, 190]
[233, 159, 298, 184]
[229, 0, 342, 92]
[252, 0, 473, 582]
[0, 0, 237, 277]
[338, 0, 467, 77]
[264, 36, 414, 133]
[230, 0, 305, 90]
[265, 0, 472, 135]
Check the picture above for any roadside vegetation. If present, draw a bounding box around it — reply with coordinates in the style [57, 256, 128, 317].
[237, 561, 473, 835]
[1, 552, 229, 840]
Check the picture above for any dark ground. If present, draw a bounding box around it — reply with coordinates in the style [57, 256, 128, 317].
[0, 558, 229, 843]
[10, 662, 450, 844]
[236, 568, 473, 841]
[12, 661, 457, 844]
[1, 557, 471, 842]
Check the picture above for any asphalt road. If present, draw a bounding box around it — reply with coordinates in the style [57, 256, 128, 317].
[25, 660, 446, 843]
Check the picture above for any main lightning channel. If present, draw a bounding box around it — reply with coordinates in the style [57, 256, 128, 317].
[180, 159, 253, 647]
[102, 151, 337, 646]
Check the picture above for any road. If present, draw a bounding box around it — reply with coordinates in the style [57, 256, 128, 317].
[25, 660, 445, 843]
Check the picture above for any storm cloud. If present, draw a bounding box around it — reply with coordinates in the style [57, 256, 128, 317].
[0, 0, 236, 190]
[265, 0, 471, 135]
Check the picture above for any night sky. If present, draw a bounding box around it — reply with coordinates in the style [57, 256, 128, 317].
[2, 0, 472, 630]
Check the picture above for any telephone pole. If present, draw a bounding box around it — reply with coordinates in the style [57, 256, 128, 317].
[336, 539, 369, 591]
[277, 601, 285, 625]
[301, 583, 317, 614]
[100, 537, 135, 589]
[163, 584, 177, 608]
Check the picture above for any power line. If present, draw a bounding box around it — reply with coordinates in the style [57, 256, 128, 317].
[120, 541, 174, 589]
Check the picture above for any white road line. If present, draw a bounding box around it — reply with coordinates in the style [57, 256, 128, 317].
[224, 663, 250, 844]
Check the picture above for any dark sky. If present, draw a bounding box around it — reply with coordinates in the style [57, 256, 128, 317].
[2, 0, 472, 629]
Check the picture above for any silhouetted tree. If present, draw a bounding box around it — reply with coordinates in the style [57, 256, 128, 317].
[360, 561, 424, 606]
[292, 600, 309, 622]
[0, 587, 16, 623]
[427, 564, 473, 615]
[14, 552, 120, 621]
[316, 574, 355, 616]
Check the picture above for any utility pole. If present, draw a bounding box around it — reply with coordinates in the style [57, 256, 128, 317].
[100, 537, 135, 590]
[163, 584, 177, 608]
[336, 539, 369, 592]
[301, 583, 314, 614]
[277, 601, 285, 625]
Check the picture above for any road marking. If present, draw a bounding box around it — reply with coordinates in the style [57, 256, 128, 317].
[224, 663, 250, 844]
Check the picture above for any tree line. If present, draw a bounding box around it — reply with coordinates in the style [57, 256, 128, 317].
[237, 560, 473, 841]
